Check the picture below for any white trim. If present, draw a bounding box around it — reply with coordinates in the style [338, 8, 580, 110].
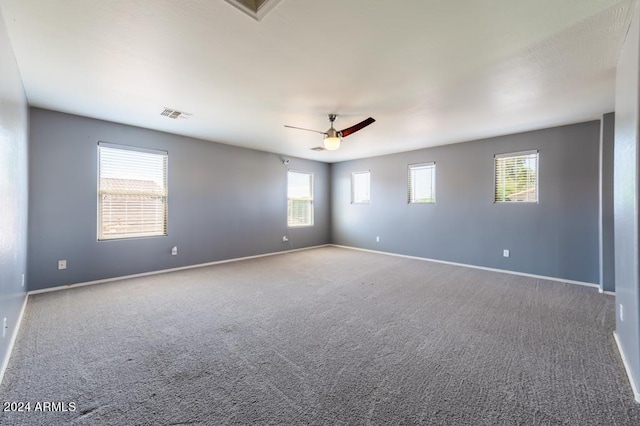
[614, 331, 640, 403]
[0, 293, 28, 387]
[28, 245, 330, 295]
[494, 149, 538, 159]
[98, 141, 167, 155]
[598, 117, 604, 292]
[331, 244, 600, 290]
[599, 288, 616, 296]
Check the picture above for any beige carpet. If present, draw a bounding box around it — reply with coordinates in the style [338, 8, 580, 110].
[1, 246, 638, 425]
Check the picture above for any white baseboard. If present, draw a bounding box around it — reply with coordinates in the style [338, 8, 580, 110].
[614, 331, 640, 403]
[29, 243, 606, 296]
[28, 244, 330, 295]
[331, 244, 601, 291]
[0, 293, 28, 387]
[599, 288, 616, 296]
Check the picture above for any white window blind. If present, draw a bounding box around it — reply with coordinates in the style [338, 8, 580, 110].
[408, 162, 435, 203]
[494, 150, 538, 203]
[287, 171, 314, 227]
[351, 171, 370, 204]
[98, 143, 168, 240]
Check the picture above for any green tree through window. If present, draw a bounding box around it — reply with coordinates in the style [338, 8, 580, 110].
[494, 151, 538, 203]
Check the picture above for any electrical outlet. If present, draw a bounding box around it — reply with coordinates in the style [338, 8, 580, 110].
[171, 246, 178, 256]
[376, 236, 380, 242]
[282, 236, 289, 242]
[58, 260, 67, 270]
[3, 318, 6, 338]
[620, 304, 624, 322]
[503, 249, 510, 258]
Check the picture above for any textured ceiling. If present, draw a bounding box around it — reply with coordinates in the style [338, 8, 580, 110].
[0, 0, 635, 162]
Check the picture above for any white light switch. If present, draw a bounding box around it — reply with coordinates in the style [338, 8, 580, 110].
[58, 260, 67, 270]
[503, 250, 510, 258]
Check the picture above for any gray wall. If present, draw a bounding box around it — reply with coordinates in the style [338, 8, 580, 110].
[601, 112, 615, 293]
[332, 121, 600, 284]
[0, 9, 28, 375]
[28, 108, 330, 291]
[614, 0, 640, 398]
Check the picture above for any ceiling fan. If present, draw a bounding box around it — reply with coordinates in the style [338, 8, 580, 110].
[285, 114, 375, 151]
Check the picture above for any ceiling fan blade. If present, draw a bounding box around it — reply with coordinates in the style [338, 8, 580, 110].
[338, 117, 375, 137]
[284, 125, 327, 135]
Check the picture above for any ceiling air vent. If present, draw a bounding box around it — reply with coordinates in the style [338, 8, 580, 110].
[223, 0, 282, 21]
[310, 146, 326, 151]
[160, 108, 192, 120]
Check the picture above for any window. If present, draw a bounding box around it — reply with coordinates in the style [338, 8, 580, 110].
[408, 162, 435, 203]
[494, 150, 538, 203]
[287, 171, 314, 227]
[98, 143, 168, 240]
[351, 171, 370, 204]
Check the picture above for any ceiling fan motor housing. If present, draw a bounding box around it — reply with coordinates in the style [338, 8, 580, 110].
[284, 114, 375, 151]
[327, 114, 339, 137]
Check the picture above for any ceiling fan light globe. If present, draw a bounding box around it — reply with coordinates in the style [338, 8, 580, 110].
[323, 136, 341, 150]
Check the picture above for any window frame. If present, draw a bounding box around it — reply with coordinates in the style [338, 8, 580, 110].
[351, 171, 371, 204]
[287, 170, 314, 228]
[493, 150, 539, 204]
[97, 142, 168, 241]
[408, 162, 436, 204]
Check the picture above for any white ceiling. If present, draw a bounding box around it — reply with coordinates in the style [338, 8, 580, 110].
[0, 0, 635, 162]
